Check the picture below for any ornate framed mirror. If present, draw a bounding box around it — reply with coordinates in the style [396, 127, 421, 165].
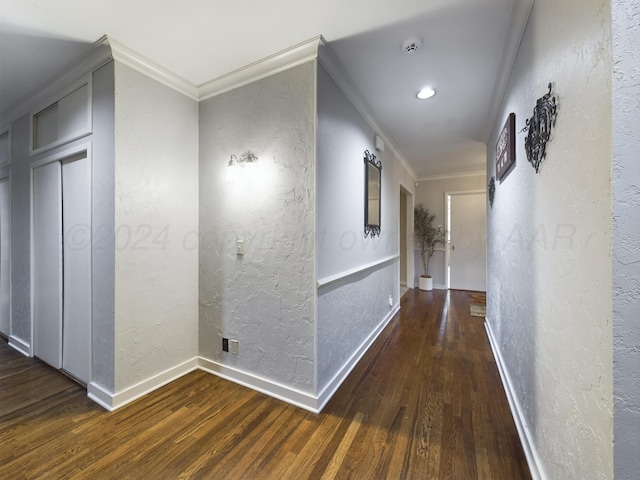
[364, 149, 381, 237]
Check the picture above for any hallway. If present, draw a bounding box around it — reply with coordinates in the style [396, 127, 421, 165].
[0, 290, 529, 479]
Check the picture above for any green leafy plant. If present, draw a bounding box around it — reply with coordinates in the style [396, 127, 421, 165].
[414, 204, 446, 278]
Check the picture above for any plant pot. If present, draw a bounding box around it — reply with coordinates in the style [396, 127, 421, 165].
[419, 276, 433, 291]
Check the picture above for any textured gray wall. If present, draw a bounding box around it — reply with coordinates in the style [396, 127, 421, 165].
[90, 61, 116, 392]
[199, 62, 316, 392]
[486, 0, 613, 478]
[8, 113, 31, 350]
[612, 1, 640, 478]
[316, 63, 415, 393]
[112, 62, 200, 392]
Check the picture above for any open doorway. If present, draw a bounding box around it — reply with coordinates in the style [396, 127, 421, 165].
[445, 190, 486, 291]
[400, 184, 414, 297]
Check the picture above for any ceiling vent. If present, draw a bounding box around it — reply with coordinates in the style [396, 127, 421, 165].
[401, 36, 422, 54]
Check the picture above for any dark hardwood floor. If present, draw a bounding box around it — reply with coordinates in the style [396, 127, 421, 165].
[0, 289, 530, 479]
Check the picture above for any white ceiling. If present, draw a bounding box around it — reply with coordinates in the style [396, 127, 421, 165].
[0, 0, 531, 178]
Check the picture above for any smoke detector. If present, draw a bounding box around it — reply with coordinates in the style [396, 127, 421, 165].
[401, 36, 422, 54]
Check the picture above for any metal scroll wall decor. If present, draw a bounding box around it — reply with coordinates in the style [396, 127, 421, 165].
[522, 83, 558, 173]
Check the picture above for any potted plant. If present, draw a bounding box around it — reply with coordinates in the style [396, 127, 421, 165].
[414, 204, 446, 291]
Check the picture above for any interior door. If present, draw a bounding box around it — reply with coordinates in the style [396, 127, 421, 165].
[0, 177, 10, 337]
[449, 192, 486, 291]
[33, 162, 63, 368]
[33, 152, 92, 383]
[62, 154, 91, 383]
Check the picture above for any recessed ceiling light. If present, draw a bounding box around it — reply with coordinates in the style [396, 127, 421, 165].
[417, 87, 436, 100]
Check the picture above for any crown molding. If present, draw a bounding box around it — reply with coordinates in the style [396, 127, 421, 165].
[482, 0, 535, 142]
[107, 36, 198, 100]
[317, 40, 418, 182]
[417, 170, 486, 182]
[1, 35, 113, 123]
[198, 36, 324, 101]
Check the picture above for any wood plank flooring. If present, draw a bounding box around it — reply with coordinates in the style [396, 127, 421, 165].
[0, 289, 530, 479]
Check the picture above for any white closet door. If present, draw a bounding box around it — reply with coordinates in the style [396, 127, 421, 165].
[0, 177, 10, 336]
[61, 155, 92, 383]
[33, 162, 63, 368]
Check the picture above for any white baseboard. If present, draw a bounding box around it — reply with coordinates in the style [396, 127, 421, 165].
[198, 357, 319, 413]
[316, 303, 400, 412]
[85, 303, 401, 414]
[8, 335, 31, 357]
[484, 320, 546, 480]
[83, 305, 401, 415]
[88, 357, 199, 411]
[87, 382, 116, 411]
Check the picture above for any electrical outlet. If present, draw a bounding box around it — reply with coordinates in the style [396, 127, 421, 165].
[230, 339, 238, 355]
[222, 338, 229, 352]
[389, 295, 393, 307]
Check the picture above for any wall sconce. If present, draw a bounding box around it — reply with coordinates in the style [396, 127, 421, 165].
[225, 151, 258, 182]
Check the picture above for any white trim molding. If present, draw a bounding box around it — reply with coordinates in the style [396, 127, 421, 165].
[29, 77, 94, 157]
[317, 254, 399, 288]
[485, 320, 546, 480]
[107, 36, 198, 100]
[482, 0, 535, 142]
[1, 35, 199, 124]
[318, 40, 417, 182]
[88, 357, 199, 411]
[200, 301, 400, 414]
[198, 37, 324, 101]
[199, 357, 320, 413]
[8, 335, 31, 357]
[316, 303, 400, 411]
[83, 301, 402, 413]
[86, 382, 115, 411]
[1, 36, 113, 124]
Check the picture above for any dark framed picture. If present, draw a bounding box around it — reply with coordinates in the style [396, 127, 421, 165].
[495, 113, 516, 181]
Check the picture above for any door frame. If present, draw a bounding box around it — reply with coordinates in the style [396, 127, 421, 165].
[0, 174, 12, 339]
[444, 189, 486, 290]
[399, 181, 414, 290]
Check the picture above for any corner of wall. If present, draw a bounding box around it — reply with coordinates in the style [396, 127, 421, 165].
[198, 61, 317, 398]
[112, 61, 200, 393]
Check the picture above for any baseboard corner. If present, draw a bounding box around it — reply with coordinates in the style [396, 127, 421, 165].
[8, 335, 31, 357]
[88, 357, 199, 412]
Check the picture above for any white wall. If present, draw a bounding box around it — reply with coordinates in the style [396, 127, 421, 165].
[486, 1, 612, 478]
[316, 64, 400, 280]
[612, 1, 640, 478]
[90, 61, 116, 392]
[414, 174, 486, 287]
[316, 63, 414, 396]
[112, 62, 199, 393]
[198, 62, 316, 395]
